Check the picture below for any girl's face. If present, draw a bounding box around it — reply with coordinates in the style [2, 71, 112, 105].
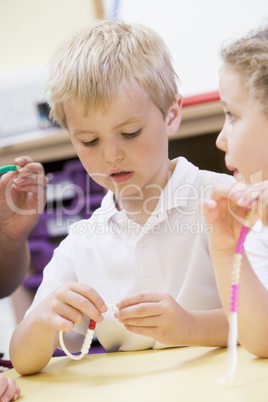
[217, 66, 268, 184]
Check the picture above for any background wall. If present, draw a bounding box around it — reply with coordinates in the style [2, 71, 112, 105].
[0, 0, 98, 73]
[0, 0, 267, 137]
[101, 0, 267, 174]
[103, 0, 268, 96]
[0, 0, 100, 136]
[1, 0, 267, 93]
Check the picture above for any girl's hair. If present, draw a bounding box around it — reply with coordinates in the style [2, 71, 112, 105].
[46, 19, 179, 127]
[220, 26, 268, 115]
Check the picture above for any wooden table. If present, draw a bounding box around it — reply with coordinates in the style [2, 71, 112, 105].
[4, 346, 268, 401]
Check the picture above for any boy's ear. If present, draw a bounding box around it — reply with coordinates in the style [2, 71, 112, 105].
[166, 94, 183, 137]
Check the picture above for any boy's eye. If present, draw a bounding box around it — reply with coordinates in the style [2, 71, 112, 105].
[122, 129, 141, 138]
[82, 138, 99, 147]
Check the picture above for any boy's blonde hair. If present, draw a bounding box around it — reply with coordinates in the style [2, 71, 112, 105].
[47, 19, 179, 127]
[220, 26, 268, 116]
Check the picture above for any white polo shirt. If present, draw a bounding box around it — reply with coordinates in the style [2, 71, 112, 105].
[27, 157, 235, 352]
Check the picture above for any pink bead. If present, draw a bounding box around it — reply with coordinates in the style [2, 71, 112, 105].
[230, 284, 239, 312]
[235, 226, 249, 254]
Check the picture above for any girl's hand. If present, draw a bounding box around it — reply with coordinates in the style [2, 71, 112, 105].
[201, 182, 253, 251]
[235, 180, 268, 226]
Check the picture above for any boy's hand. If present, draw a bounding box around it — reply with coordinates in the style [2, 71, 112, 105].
[34, 282, 107, 333]
[10, 282, 107, 376]
[0, 374, 21, 401]
[115, 292, 192, 346]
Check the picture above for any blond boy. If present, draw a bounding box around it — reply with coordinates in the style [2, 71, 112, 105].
[10, 20, 234, 375]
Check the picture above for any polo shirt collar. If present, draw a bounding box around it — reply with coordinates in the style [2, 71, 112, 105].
[161, 156, 199, 210]
[100, 157, 199, 224]
[99, 190, 118, 222]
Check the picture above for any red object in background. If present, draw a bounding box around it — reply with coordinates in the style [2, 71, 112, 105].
[182, 91, 220, 107]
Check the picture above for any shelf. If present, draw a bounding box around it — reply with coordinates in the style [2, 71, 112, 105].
[0, 100, 224, 164]
[176, 100, 224, 138]
[0, 128, 73, 164]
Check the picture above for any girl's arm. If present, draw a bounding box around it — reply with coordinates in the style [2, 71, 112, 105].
[203, 182, 268, 357]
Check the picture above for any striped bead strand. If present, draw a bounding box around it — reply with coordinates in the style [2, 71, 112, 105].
[0, 165, 18, 174]
[59, 305, 118, 360]
[229, 225, 249, 313]
[218, 224, 250, 384]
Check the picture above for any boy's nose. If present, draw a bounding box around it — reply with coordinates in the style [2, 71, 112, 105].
[216, 127, 227, 152]
[103, 143, 124, 162]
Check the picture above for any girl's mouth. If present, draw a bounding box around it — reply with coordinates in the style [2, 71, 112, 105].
[230, 168, 243, 181]
[226, 165, 243, 181]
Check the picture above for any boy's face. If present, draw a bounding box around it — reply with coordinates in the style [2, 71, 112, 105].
[64, 83, 181, 201]
[217, 66, 268, 184]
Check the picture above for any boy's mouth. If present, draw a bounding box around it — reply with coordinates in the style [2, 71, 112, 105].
[111, 171, 130, 176]
[109, 170, 133, 184]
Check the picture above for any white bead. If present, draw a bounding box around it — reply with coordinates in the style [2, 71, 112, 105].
[107, 304, 119, 312]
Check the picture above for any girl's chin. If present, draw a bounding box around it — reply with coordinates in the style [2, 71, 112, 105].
[233, 169, 244, 182]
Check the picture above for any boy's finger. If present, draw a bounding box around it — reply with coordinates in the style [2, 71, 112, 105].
[116, 301, 160, 321]
[67, 282, 107, 321]
[117, 292, 161, 309]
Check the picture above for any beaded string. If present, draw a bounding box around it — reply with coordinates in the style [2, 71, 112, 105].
[218, 223, 250, 384]
[59, 305, 118, 360]
[59, 319, 97, 360]
[0, 165, 18, 174]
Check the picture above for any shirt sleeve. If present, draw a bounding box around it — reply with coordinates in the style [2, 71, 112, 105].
[25, 236, 77, 316]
